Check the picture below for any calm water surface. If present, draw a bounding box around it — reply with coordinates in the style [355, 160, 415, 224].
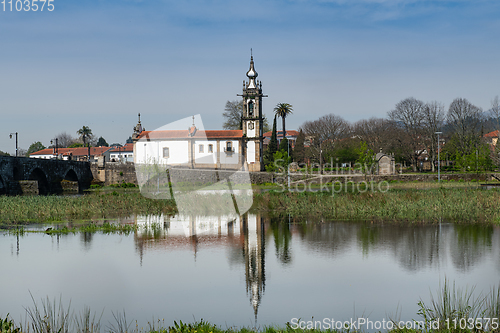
[1, 214, 499, 330]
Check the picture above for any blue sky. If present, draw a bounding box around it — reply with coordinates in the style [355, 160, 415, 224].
[1, 0, 500, 153]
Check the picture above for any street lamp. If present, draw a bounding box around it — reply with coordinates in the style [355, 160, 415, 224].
[50, 138, 59, 158]
[9, 132, 18, 157]
[435, 132, 442, 182]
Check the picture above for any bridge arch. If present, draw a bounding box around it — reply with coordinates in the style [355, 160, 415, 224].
[0, 174, 5, 195]
[13, 166, 21, 181]
[29, 168, 49, 195]
[64, 168, 80, 192]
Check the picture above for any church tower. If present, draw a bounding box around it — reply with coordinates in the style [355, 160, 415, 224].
[240, 54, 266, 172]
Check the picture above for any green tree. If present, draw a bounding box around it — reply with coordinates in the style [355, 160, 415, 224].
[264, 115, 278, 168]
[77, 126, 93, 147]
[26, 141, 46, 156]
[279, 137, 290, 153]
[0, 150, 10, 156]
[293, 129, 306, 163]
[274, 103, 293, 138]
[96, 136, 109, 147]
[68, 142, 84, 148]
[266, 150, 291, 173]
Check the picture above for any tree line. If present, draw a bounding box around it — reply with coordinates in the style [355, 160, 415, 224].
[223, 96, 500, 172]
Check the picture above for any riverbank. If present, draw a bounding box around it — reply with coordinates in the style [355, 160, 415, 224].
[2, 184, 500, 224]
[0, 191, 176, 224]
[255, 187, 500, 224]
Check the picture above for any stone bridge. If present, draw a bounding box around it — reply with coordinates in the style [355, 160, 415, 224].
[0, 156, 94, 195]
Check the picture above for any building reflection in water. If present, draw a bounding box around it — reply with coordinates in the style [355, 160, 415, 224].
[132, 214, 499, 324]
[133, 213, 267, 323]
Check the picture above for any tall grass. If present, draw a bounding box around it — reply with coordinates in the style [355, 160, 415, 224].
[0, 192, 176, 224]
[417, 279, 500, 331]
[255, 188, 500, 223]
[4, 285, 500, 333]
[24, 295, 72, 333]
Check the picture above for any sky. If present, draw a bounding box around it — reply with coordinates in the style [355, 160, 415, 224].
[1, 0, 500, 154]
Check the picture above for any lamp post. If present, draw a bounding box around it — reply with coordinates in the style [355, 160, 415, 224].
[50, 138, 58, 159]
[435, 132, 442, 182]
[9, 132, 18, 157]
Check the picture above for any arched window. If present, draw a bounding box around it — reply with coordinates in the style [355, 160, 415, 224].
[208, 144, 213, 153]
[226, 141, 232, 152]
[248, 101, 254, 116]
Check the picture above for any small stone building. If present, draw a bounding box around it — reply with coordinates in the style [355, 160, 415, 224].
[375, 149, 396, 175]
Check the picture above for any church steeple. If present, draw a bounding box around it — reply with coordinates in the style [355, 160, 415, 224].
[246, 56, 258, 89]
[238, 52, 267, 172]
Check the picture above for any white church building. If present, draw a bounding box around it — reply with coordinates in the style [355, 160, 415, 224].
[133, 56, 266, 172]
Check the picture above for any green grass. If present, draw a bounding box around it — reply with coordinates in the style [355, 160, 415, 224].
[0, 192, 176, 225]
[255, 188, 500, 223]
[8, 222, 137, 236]
[3, 185, 500, 225]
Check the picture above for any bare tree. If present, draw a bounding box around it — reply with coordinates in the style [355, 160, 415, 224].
[388, 97, 426, 171]
[300, 113, 350, 162]
[223, 100, 244, 130]
[447, 97, 483, 156]
[491, 96, 500, 130]
[422, 101, 445, 171]
[353, 117, 393, 153]
[54, 132, 77, 148]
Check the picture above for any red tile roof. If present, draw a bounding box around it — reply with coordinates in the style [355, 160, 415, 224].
[31, 147, 112, 157]
[136, 130, 243, 140]
[263, 130, 299, 138]
[484, 130, 499, 138]
[109, 143, 133, 152]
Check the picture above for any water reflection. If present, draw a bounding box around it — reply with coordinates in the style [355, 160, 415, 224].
[129, 214, 499, 323]
[133, 213, 267, 321]
[4, 216, 499, 328]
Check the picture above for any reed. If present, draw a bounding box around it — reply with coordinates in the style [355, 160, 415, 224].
[255, 188, 500, 223]
[4, 285, 500, 333]
[0, 192, 176, 224]
[416, 279, 500, 331]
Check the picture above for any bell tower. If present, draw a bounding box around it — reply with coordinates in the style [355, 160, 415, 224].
[240, 53, 266, 172]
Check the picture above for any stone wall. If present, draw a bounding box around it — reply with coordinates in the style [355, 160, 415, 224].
[90, 162, 137, 186]
[89, 160, 496, 187]
[90, 163, 275, 186]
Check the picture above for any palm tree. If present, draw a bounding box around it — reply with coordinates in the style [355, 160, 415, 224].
[77, 126, 93, 147]
[274, 103, 293, 139]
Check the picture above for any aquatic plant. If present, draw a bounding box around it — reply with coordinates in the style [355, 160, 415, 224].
[255, 188, 500, 223]
[0, 192, 176, 224]
[0, 315, 21, 333]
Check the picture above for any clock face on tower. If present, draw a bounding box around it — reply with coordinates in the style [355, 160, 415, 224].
[248, 122, 254, 130]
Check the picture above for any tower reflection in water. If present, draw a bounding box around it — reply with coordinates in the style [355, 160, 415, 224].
[133, 212, 267, 323]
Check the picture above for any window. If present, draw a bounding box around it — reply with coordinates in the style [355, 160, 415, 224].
[248, 101, 254, 116]
[226, 141, 232, 152]
[208, 144, 213, 153]
[163, 147, 169, 158]
[199, 144, 204, 153]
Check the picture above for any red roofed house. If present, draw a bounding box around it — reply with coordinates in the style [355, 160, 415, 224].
[484, 130, 499, 146]
[30, 146, 112, 162]
[105, 143, 134, 163]
[133, 56, 267, 172]
[263, 130, 299, 149]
